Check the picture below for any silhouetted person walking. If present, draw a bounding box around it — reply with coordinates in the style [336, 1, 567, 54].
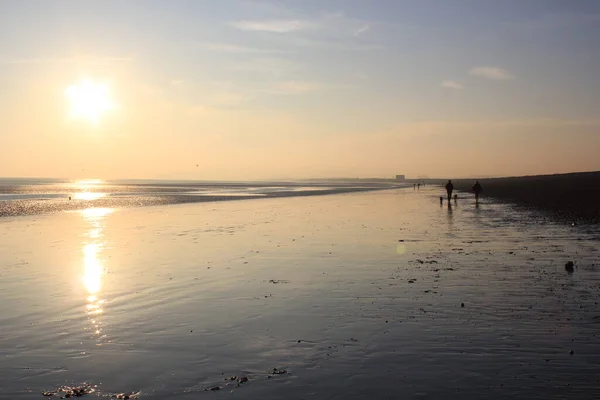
[445, 180, 454, 201]
[472, 180, 483, 203]
[417, 183, 420, 190]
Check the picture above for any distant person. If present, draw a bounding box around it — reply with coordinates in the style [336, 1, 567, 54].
[440, 196, 443, 204]
[417, 183, 420, 190]
[472, 180, 483, 203]
[445, 180, 454, 201]
[413, 183, 416, 190]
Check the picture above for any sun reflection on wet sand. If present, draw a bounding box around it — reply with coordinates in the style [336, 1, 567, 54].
[79, 207, 114, 342]
[83, 243, 103, 305]
[74, 192, 107, 201]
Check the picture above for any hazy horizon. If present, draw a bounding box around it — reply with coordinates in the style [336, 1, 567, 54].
[2, 168, 600, 183]
[2, 0, 600, 180]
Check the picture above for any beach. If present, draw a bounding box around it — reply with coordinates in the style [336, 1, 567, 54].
[2, 186, 600, 399]
[417, 171, 600, 223]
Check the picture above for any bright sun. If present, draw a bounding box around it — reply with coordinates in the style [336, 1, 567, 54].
[65, 79, 114, 124]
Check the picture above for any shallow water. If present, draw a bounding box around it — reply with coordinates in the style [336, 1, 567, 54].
[0, 179, 395, 217]
[1, 187, 600, 399]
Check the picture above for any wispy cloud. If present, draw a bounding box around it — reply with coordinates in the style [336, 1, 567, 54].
[469, 66, 513, 80]
[232, 20, 315, 33]
[230, 57, 300, 78]
[2, 55, 132, 65]
[269, 81, 321, 95]
[354, 24, 370, 36]
[198, 42, 281, 54]
[501, 12, 600, 33]
[211, 92, 248, 107]
[271, 35, 389, 51]
[441, 80, 463, 89]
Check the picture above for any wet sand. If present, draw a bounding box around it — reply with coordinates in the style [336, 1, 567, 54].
[1, 187, 600, 399]
[421, 171, 600, 223]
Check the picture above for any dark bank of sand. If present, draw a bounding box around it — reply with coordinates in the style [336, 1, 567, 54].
[415, 171, 600, 223]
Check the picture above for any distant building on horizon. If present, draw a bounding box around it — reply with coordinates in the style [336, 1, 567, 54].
[395, 175, 405, 181]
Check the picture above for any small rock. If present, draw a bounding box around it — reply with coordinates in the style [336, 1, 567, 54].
[461, 303, 465, 308]
[239, 377, 249, 383]
[570, 350, 574, 356]
[565, 261, 574, 272]
[210, 386, 220, 391]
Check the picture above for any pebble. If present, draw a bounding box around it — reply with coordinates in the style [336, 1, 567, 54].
[565, 261, 575, 272]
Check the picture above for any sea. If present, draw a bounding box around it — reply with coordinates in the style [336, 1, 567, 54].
[0, 178, 399, 217]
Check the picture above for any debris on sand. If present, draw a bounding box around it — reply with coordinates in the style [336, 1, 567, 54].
[112, 392, 140, 400]
[42, 384, 96, 398]
[226, 375, 249, 384]
[272, 368, 288, 375]
[565, 261, 575, 272]
[267, 279, 289, 284]
[461, 303, 465, 308]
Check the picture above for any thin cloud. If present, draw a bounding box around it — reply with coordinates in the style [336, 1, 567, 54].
[2, 55, 132, 65]
[470, 66, 513, 80]
[502, 12, 600, 32]
[211, 92, 248, 107]
[354, 24, 370, 36]
[270, 81, 321, 94]
[230, 57, 300, 78]
[232, 20, 315, 33]
[441, 80, 463, 89]
[198, 42, 281, 54]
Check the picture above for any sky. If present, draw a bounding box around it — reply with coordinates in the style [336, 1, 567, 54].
[1, 0, 600, 180]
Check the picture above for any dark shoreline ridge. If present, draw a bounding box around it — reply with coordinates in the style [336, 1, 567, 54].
[414, 171, 600, 223]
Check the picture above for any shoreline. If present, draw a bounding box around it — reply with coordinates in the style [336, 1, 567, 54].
[411, 171, 600, 223]
[0, 184, 405, 218]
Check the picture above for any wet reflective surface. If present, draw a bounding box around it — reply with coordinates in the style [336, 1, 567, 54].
[1, 188, 599, 399]
[0, 179, 396, 217]
[81, 208, 113, 344]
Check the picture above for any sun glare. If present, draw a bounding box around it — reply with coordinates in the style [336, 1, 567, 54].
[65, 79, 114, 124]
